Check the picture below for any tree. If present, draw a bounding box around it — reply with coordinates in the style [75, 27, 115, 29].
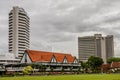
[23, 66, 33, 75]
[30, 64, 36, 69]
[87, 56, 103, 73]
[107, 57, 120, 64]
[81, 62, 90, 73]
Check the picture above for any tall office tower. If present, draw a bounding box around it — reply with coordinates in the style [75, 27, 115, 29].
[78, 34, 114, 63]
[9, 6, 30, 60]
[105, 35, 114, 59]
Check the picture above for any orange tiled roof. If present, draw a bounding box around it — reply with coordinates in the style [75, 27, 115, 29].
[52, 52, 76, 63]
[26, 50, 53, 62]
[65, 54, 75, 63]
[26, 50, 76, 63]
[53, 53, 65, 63]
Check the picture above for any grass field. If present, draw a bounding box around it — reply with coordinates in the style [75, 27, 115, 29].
[0, 74, 120, 80]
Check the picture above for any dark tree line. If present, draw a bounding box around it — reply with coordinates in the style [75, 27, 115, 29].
[81, 56, 103, 73]
[107, 57, 120, 64]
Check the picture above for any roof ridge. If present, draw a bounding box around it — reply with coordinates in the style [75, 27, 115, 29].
[26, 50, 76, 63]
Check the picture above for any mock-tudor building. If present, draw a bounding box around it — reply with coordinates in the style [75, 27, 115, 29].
[21, 50, 78, 64]
[20, 50, 80, 72]
[3, 50, 80, 74]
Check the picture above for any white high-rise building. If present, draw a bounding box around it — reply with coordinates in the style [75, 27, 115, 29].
[78, 34, 114, 63]
[9, 6, 30, 59]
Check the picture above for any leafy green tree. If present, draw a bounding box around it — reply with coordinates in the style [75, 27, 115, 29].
[81, 61, 89, 73]
[87, 56, 103, 73]
[107, 57, 120, 64]
[23, 66, 33, 75]
[30, 64, 36, 69]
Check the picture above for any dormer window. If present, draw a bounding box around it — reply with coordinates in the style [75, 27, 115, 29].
[51, 56, 57, 63]
[73, 59, 78, 63]
[63, 57, 68, 63]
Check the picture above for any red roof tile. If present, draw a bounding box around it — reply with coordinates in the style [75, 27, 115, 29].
[65, 54, 75, 63]
[53, 53, 65, 63]
[26, 50, 53, 62]
[26, 50, 76, 63]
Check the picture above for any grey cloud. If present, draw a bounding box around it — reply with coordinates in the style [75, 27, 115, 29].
[104, 14, 120, 24]
[0, 0, 120, 56]
[30, 40, 51, 51]
[0, 41, 8, 53]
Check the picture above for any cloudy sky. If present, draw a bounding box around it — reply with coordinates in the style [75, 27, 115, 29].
[0, 0, 120, 57]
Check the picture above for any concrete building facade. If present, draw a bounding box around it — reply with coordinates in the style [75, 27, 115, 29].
[78, 34, 114, 63]
[8, 6, 30, 59]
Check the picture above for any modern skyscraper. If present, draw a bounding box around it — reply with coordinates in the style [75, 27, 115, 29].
[78, 34, 114, 63]
[105, 35, 114, 59]
[9, 6, 30, 59]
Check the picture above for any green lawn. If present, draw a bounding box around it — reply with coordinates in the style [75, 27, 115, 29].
[0, 74, 120, 80]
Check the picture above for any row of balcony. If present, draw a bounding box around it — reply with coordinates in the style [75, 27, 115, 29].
[5, 67, 79, 72]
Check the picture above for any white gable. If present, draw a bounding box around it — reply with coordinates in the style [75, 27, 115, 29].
[73, 59, 78, 63]
[63, 57, 68, 63]
[51, 56, 57, 63]
[21, 52, 32, 63]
